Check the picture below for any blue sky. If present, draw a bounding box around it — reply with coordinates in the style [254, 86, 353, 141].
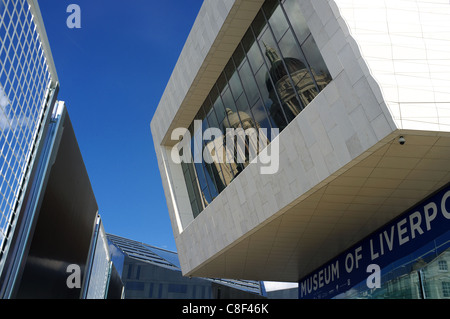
[38, 0, 204, 251]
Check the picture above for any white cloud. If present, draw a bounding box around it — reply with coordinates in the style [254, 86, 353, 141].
[0, 85, 32, 131]
[0, 89, 8, 109]
[264, 281, 298, 292]
[0, 85, 11, 130]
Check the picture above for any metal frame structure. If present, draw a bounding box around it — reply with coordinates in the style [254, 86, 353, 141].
[0, 0, 59, 295]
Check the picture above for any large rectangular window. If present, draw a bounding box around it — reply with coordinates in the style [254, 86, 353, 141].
[182, 0, 332, 218]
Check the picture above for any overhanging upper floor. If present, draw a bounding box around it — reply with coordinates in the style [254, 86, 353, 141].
[151, 0, 450, 282]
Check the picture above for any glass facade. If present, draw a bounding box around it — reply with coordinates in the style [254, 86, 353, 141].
[335, 231, 450, 299]
[298, 184, 450, 299]
[180, 0, 331, 218]
[0, 0, 55, 261]
[107, 234, 266, 299]
[85, 218, 112, 299]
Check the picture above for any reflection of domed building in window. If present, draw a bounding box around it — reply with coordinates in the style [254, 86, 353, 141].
[222, 108, 268, 169]
[222, 108, 255, 131]
[264, 44, 330, 129]
[203, 108, 269, 188]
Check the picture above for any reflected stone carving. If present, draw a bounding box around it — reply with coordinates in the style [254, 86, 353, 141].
[264, 44, 330, 129]
[202, 108, 269, 187]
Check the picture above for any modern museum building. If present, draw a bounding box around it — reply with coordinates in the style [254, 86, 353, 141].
[151, 0, 450, 299]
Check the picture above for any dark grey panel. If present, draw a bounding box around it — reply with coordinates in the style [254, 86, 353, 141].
[211, 282, 267, 299]
[0, 87, 59, 298]
[16, 113, 98, 298]
[106, 264, 124, 299]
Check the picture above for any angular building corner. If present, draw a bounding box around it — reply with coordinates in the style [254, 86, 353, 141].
[151, 0, 450, 299]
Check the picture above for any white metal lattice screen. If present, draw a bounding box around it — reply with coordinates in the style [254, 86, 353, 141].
[0, 0, 53, 259]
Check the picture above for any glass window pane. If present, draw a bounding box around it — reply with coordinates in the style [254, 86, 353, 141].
[278, 29, 307, 66]
[194, 161, 207, 192]
[192, 123, 203, 162]
[278, 30, 319, 108]
[238, 60, 259, 106]
[235, 92, 250, 120]
[263, 0, 289, 42]
[221, 86, 241, 129]
[204, 105, 229, 190]
[194, 107, 224, 203]
[243, 29, 265, 73]
[251, 98, 273, 135]
[191, 122, 208, 202]
[206, 105, 219, 130]
[204, 147, 228, 189]
[253, 63, 285, 129]
[282, 0, 310, 44]
[261, 29, 306, 125]
[258, 21, 278, 67]
[204, 162, 222, 196]
[210, 93, 239, 182]
[191, 198, 201, 218]
[200, 163, 213, 203]
[228, 71, 243, 102]
[212, 89, 229, 133]
[184, 174, 196, 202]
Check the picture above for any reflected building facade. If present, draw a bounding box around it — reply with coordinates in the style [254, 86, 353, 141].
[264, 43, 330, 129]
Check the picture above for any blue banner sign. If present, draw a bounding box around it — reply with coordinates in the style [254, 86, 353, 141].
[298, 184, 450, 299]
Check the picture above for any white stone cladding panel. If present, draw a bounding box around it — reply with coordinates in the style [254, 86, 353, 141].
[332, 0, 450, 132]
